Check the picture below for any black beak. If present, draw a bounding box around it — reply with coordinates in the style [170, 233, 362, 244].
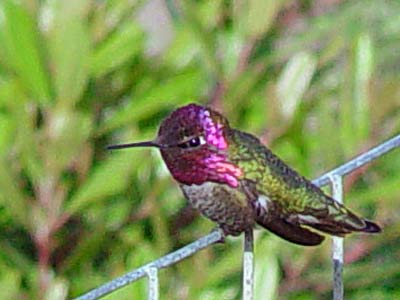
[107, 140, 163, 150]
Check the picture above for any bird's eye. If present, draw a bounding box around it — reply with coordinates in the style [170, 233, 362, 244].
[178, 136, 206, 149]
[189, 137, 200, 147]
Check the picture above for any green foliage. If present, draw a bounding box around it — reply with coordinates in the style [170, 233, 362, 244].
[0, 0, 399, 299]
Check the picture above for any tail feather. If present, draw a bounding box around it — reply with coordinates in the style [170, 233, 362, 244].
[310, 201, 382, 235]
[307, 217, 381, 236]
[308, 223, 350, 236]
[362, 220, 381, 233]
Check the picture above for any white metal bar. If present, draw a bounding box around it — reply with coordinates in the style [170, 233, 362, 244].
[242, 230, 254, 300]
[313, 134, 400, 187]
[146, 267, 159, 300]
[330, 175, 344, 300]
[75, 229, 224, 300]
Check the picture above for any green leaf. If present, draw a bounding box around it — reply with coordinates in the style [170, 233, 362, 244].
[0, 241, 33, 273]
[163, 27, 200, 69]
[44, 109, 92, 176]
[180, 1, 222, 77]
[44, 278, 68, 300]
[254, 237, 279, 300]
[353, 33, 373, 141]
[48, 0, 91, 107]
[224, 62, 265, 106]
[340, 33, 374, 155]
[99, 70, 205, 134]
[234, 0, 284, 38]
[218, 29, 245, 75]
[349, 175, 400, 205]
[90, 22, 143, 77]
[0, 266, 20, 300]
[66, 150, 145, 215]
[0, 79, 17, 154]
[60, 226, 108, 272]
[197, 0, 224, 29]
[0, 1, 51, 104]
[276, 51, 316, 120]
[0, 158, 30, 229]
[12, 91, 44, 182]
[0, 112, 15, 154]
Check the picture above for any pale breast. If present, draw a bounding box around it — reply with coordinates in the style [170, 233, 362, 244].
[180, 182, 255, 236]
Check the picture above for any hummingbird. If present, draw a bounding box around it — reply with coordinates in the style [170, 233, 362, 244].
[108, 103, 380, 246]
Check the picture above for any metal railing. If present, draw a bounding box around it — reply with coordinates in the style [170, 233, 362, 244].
[75, 134, 400, 300]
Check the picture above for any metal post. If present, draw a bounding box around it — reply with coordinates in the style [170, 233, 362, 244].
[146, 267, 159, 300]
[242, 229, 254, 300]
[330, 175, 344, 300]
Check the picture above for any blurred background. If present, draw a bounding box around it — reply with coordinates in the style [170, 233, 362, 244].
[0, 0, 399, 299]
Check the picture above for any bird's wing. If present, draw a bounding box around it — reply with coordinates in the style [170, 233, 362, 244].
[256, 211, 325, 246]
[240, 178, 324, 246]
